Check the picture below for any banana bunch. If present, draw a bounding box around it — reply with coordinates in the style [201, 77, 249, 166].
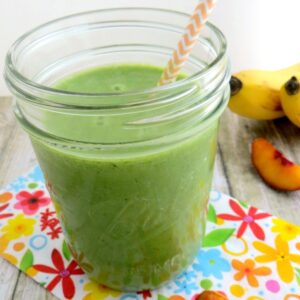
[229, 63, 300, 126]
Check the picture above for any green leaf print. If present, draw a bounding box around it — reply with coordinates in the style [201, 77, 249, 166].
[28, 182, 38, 189]
[202, 228, 235, 247]
[157, 295, 168, 300]
[238, 200, 249, 208]
[207, 204, 217, 224]
[296, 268, 300, 286]
[20, 249, 34, 272]
[62, 240, 72, 261]
[296, 274, 300, 287]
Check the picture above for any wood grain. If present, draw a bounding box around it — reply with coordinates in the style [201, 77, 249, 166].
[0, 96, 299, 299]
[0, 97, 57, 300]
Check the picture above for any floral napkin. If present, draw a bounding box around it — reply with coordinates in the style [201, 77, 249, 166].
[0, 166, 300, 300]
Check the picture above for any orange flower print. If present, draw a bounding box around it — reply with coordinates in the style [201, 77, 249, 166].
[0, 192, 13, 204]
[232, 258, 271, 287]
[254, 235, 300, 283]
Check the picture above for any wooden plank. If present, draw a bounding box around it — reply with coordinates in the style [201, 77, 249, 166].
[0, 97, 21, 300]
[0, 97, 15, 166]
[12, 273, 58, 300]
[212, 148, 230, 195]
[218, 109, 300, 225]
[0, 260, 19, 300]
[0, 99, 37, 187]
[0, 97, 54, 300]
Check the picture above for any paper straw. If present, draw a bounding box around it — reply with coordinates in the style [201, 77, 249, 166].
[159, 0, 217, 86]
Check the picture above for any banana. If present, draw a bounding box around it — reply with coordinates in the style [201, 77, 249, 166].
[228, 63, 300, 120]
[280, 76, 300, 127]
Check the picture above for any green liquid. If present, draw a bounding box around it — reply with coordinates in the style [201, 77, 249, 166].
[31, 64, 218, 291]
[56, 64, 185, 94]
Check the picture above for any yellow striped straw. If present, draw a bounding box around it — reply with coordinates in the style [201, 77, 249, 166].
[159, 0, 217, 86]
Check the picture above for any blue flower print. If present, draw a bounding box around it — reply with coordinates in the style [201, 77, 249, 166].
[176, 269, 197, 281]
[192, 249, 230, 279]
[7, 176, 28, 191]
[174, 280, 198, 295]
[29, 166, 45, 182]
[7, 167, 44, 192]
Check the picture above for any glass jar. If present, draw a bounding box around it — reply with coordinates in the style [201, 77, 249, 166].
[5, 8, 230, 291]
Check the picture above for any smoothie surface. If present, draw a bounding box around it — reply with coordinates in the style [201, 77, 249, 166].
[55, 64, 186, 93]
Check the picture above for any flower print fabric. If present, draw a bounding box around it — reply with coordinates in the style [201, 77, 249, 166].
[0, 166, 299, 299]
[0, 203, 13, 220]
[218, 199, 271, 240]
[33, 249, 84, 299]
[1, 214, 36, 240]
[14, 190, 51, 215]
[271, 218, 300, 241]
[83, 281, 121, 300]
[193, 249, 230, 279]
[254, 235, 300, 283]
[231, 258, 271, 287]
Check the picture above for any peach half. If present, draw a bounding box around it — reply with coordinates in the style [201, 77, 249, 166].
[252, 138, 300, 191]
[196, 291, 228, 300]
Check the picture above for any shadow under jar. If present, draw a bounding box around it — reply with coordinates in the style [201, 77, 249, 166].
[5, 8, 230, 291]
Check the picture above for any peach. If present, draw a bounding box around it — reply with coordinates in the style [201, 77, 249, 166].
[252, 138, 300, 191]
[196, 291, 228, 300]
[169, 296, 185, 300]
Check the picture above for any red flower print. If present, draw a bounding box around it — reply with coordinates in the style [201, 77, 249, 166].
[40, 208, 62, 239]
[14, 190, 51, 215]
[0, 203, 13, 220]
[137, 290, 152, 299]
[33, 249, 84, 299]
[218, 199, 270, 240]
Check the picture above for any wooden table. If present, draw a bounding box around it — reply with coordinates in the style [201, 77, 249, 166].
[1, 96, 299, 299]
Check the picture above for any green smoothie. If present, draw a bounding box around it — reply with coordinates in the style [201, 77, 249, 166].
[31, 64, 218, 291]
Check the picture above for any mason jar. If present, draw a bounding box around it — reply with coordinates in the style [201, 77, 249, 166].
[5, 8, 230, 291]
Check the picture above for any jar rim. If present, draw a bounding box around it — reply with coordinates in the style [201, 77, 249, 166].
[5, 7, 227, 99]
